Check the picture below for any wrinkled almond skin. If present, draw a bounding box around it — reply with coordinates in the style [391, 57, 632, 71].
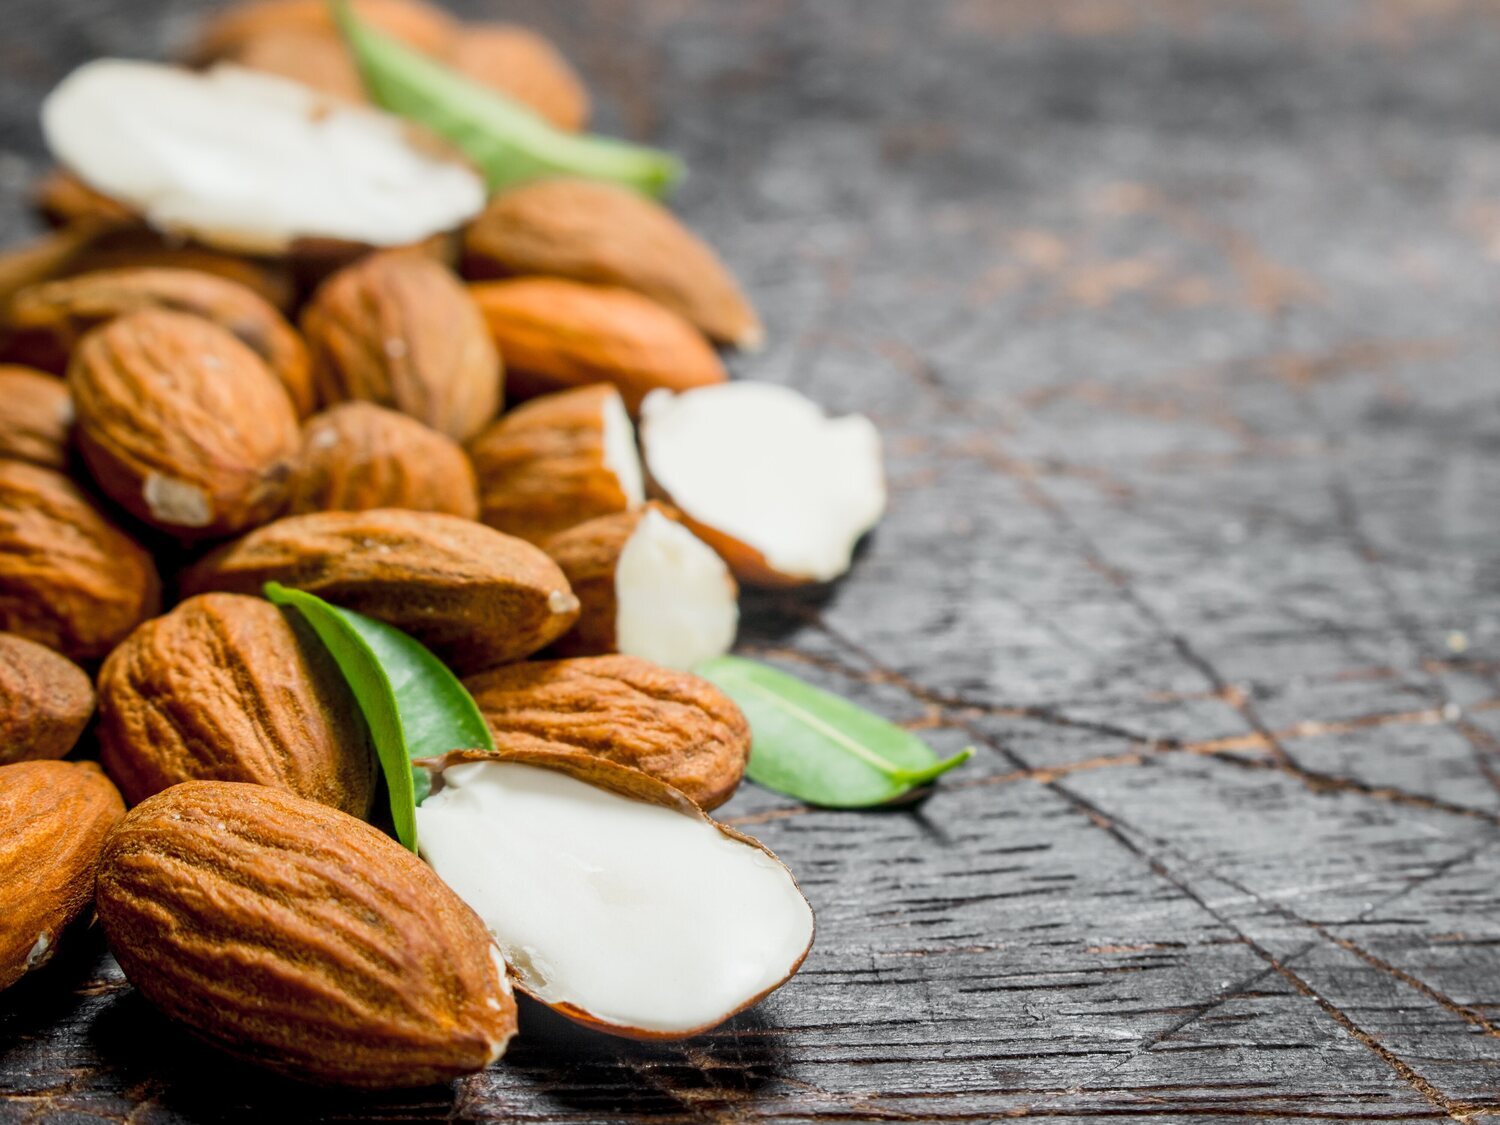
[10, 268, 314, 414]
[451, 26, 590, 131]
[0, 366, 73, 471]
[0, 760, 125, 991]
[95, 781, 516, 1087]
[0, 633, 94, 766]
[469, 385, 635, 545]
[97, 593, 374, 814]
[0, 461, 160, 662]
[470, 279, 725, 414]
[289, 402, 479, 518]
[190, 0, 459, 63]
[464, 179, 759, 347]
[69, 308, 300, 537]
[182, 509, 580, 673]
[463, 654, 750, 809]
[303, 250, 502, 442]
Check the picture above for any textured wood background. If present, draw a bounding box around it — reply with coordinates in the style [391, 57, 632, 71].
[5, 0, 1500, 1120]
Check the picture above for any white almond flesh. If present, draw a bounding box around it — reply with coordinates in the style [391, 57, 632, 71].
[640, 383, 886, 583]
[416, 760, 813, 1036]
[616, 508, 737, 670]
[600, 388, 646, 506]
[41, 61, 485, 254]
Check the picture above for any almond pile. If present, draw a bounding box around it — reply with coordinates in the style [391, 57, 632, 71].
[0, 0, 871, 1090]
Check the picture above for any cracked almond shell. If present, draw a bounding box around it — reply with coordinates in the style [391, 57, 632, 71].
[0, 366, 73, 471]
[0, 633, 94, 766]
[0, 460, 160, 662]
[0, 759, 125, 991]
[97, 593, 374, 813]
[95, 780, 516, 1087]
[462, 654, 750, 809]
[180, 508, 579, 673]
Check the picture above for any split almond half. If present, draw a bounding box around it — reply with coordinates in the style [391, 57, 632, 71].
[416, 750, 814, 1039]
[41, 61, 484, 256]
[640, 383, 887, 585]
[468, 384, 643, 546]
[544, 503, 738, 670]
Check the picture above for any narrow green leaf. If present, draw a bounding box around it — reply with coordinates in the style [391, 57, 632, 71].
[696, 656, 974, 808]
[334, 0, 683, 197]
[265, 583, 494, 849]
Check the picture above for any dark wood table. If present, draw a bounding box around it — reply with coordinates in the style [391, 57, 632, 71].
[5, 1, 1500, 1120]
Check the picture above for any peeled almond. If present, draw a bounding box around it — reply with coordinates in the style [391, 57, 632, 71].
[416, 751, 814, 1038]
[544, 503, 738, 670]
[468, 384, 643, 546]
[640, 383, 886, 586]
[41, 61, 485, 256]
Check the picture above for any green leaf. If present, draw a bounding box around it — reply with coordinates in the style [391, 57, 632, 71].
[696, 656, 974, 808]
[265, 583, 494, 850]
[334, 0, 683, 197]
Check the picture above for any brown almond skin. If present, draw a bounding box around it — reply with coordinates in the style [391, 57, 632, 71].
[189, 0, 458, 63]
[0, 366, 72, 471]
[289, 402, 479, 518]
[181, 509, 580, 673]
[97, 593, 374, 814]
[232, 29, 370, 103]
[468, 384, 636, 546]
[31, 169, 138, 230]
[0, 460, 161, 662]
[462, 654, 750, 809]
[95, 781, 517, 1087]
[464, 180, 760, 347]
[303, 249, 502, 442]
[69, 308, 300, 537]
[470, 279, 726, 414]
[10, 268, 315, 415]
[451, 26, 590, 131]
[0, 760, 125, 991]
[0, 633, 94, 765]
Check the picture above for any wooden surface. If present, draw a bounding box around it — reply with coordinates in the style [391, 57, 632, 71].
[5, 0, 1500, 1120]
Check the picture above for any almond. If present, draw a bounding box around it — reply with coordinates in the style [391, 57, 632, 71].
[31, 168, 138, 230]
[468, 384, 642, 546]
[462, 654, 749, 809]
[69, 308, 300, 536]
[0, 460, 160, 662]
[95, 781, 516, 1087]
[0, 366, 73, 471]
[181, 509, 579, 673]
[470, 278, 726, 413]
[10, 268, 314, 414]
[303, 250, 501, 441]
[464, 179, 760, 348]
[544, 503, 738, 670]
[0, 633, 94, 766]
[231, 30, 369, 103]
[289, 402, 478, 518]
[97, 593, 374, 813]
[451, 26, 590, 132]
[189, 0, 459, 64]
[0, 759, 125, 991]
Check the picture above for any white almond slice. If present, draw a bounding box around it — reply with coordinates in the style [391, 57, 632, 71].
[41, 60, 485, 255]
[615, 507, 737, 670]
[639, 383, 886, 585]
[601, 388, 646, 507]
[417, 753, 814, 1039]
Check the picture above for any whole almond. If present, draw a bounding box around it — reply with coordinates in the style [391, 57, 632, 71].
[232, 30, 369, 103]
[463, 655, 749, 809]
[10, 268, 314, 414]
[0, 460, 160, 662]
[69, 308, 300, 536]
[182, 509, 579, 673]
[97, 593, 374, 813]
[190, 0, 458, 63]
[32, 169, 137, 230]
[451, 26, 590, 131]
[0, 759, 125, 990]
[0, 633, 94, 766]
[95, 781, 516, 1087]
[464, 179, 760, 348]
[468, 384, 641, 545]
[303, 250, 502, 441]
[0, 366, 73, 471]
[289, 402, 478, 518]
[471, 278, 726, 413]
